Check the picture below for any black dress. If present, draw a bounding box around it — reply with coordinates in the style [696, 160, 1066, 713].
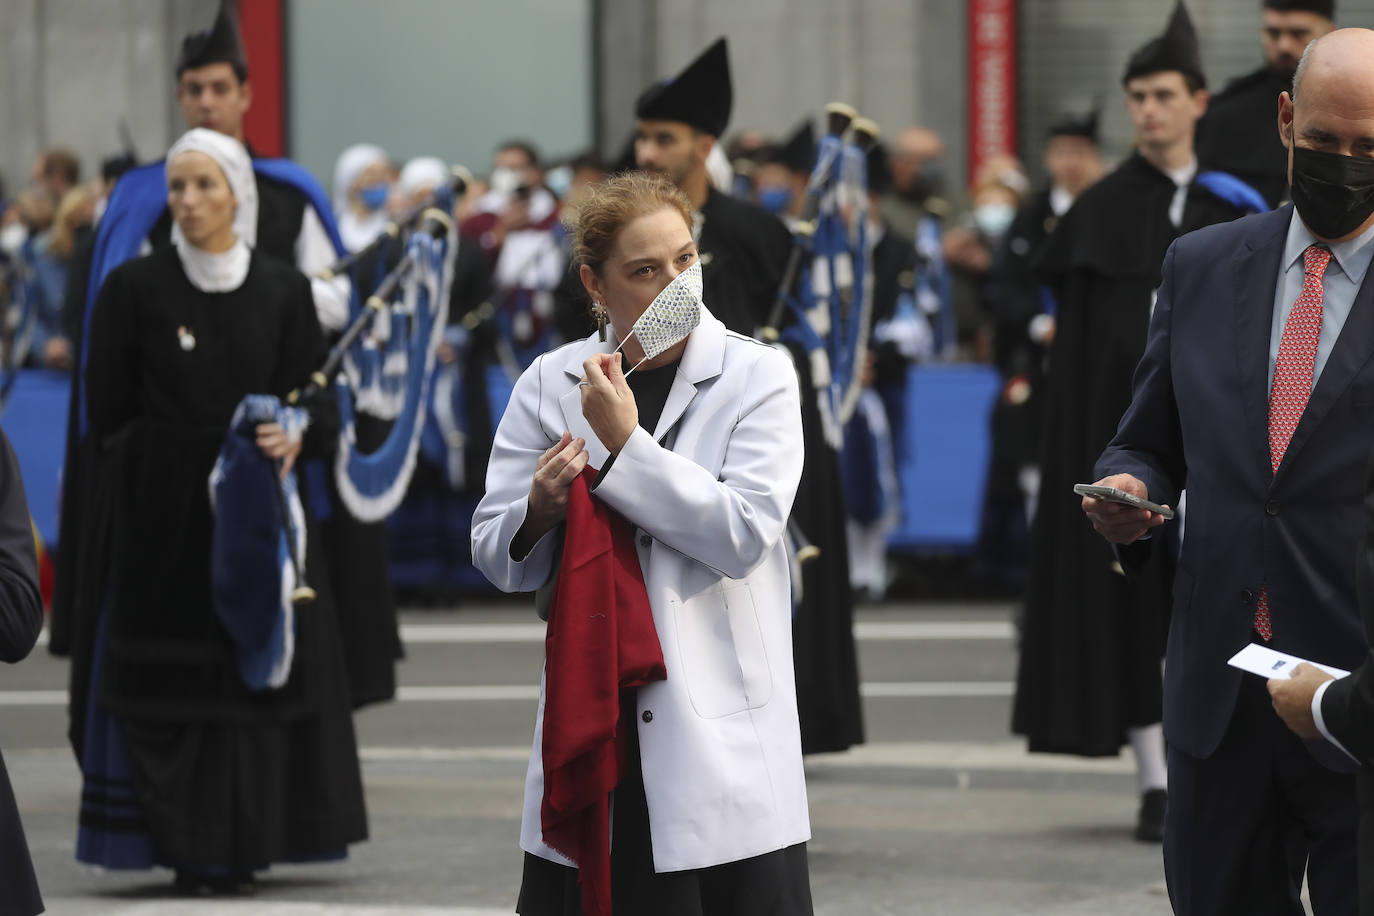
[516, 356, 813, 916]
[73, 246, 367, 872]
[1011, 154, 1248, 756]
[0, 429, 45, 916]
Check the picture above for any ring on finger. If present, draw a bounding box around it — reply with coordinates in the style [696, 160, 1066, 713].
[578, 380, 592, 389]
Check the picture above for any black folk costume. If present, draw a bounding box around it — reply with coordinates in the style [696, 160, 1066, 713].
[977, 111, 1100, 587]
[1195, 66, 1294, 209]
[1012, 3, 1251, 760]
[72, 133, 366, 885]
[53, 1, 399, 712]
[0, 428, 46, 916]
[636, 37, 863, 755]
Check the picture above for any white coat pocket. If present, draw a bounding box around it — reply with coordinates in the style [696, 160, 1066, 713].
[672, 581, 774, 719]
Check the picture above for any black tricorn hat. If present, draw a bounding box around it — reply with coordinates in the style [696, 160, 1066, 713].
[635, 38, 732, 138]
[1263, 0, 1335, 18]
[1048, 108, 1101, 143]
[1122, 1, 1206, 88]
[769, 121, 817, 174]
[175, 0, 248, 81]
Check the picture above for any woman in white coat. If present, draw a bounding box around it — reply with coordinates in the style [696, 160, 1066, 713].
[472, 172, 813, 915]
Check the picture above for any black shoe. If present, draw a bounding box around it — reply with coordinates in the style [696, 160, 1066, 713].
[1134, 788, 1167, 842]
[172, 869, 257, 897]
[172, 870, 217, 897]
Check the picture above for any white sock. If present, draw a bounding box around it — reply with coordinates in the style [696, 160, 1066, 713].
[1128, 723, 1168, 793]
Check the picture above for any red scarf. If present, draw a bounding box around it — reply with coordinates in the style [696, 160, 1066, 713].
[540, 468, 666, 916]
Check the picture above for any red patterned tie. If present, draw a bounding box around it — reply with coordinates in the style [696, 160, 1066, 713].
[1254, 244, 1331, 641]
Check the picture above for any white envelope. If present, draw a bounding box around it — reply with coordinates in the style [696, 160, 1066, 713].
[1227, 643, 1350, 680]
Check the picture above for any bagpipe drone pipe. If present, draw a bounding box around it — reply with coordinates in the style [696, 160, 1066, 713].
[762, 104, 881, 445]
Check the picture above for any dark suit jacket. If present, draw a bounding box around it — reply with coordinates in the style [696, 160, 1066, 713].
[1096, 204, 1373, 760]
[1322, 455, 1374, 765]
[0, 427, 44, 915]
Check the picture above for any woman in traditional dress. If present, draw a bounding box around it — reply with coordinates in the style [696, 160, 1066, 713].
[472, 172, 813, 916]
[75, 128, 367, 895]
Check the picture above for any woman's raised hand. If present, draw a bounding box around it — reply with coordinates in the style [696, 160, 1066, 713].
[514, 432, 589, 556]
[580, 353, 638, 456]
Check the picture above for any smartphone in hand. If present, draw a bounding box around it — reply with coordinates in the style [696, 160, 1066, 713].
[1073, 483, 1175, 520]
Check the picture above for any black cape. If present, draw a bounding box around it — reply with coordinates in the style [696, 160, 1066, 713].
[73, 247, 366, 866]
[696, 187, 793, 336]
[975, 188, 1061, 583]
[1195, 66, 1292, 209]
[1011, 153, 1248, 756]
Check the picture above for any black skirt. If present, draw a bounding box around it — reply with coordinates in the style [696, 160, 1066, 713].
[516, 692, 813, 916]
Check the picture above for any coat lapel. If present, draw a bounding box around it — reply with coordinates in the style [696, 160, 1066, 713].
[557, 306, 727, 461]
[1276, 242, 1374, 482]
[652, 307, 725, 442]
[1234, 207, 1290, 478]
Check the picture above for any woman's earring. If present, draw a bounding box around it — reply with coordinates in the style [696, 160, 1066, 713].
[593, 302, 608, 342]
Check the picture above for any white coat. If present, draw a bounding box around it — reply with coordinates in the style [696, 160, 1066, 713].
[471, 306, 811, 873]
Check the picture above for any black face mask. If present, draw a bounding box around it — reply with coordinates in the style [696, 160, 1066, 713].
[1290, 145, 1374, 240]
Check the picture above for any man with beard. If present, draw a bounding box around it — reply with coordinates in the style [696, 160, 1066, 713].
[633, 39, 865, 754]
[1196, 0, 1335, 208]
[1012, 0, 1252, 843]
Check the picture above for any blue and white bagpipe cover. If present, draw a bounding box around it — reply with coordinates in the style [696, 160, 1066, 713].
[0, 252, 37, 409]
[208, 395, 310, 690]
[779, 130, 875, 446]
[334, 226, 454, 521]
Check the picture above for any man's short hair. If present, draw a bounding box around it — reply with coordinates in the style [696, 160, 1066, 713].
[497, 140, 541, 169]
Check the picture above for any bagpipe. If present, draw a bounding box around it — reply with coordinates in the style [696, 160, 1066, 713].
[294, 198, 460, 525]
[0, 252, 38, 413]
[761, 103, 881, 446]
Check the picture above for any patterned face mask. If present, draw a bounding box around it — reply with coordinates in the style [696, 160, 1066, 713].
[620, 260, 703, 374]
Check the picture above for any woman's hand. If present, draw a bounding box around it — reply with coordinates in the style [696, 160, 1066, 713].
[580, 353, 638, 456]
[256, 422, 302, 480]
[513, 432, 588, 557]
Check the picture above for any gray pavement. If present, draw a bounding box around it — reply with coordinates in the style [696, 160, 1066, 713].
[4, 600, 1176, 915]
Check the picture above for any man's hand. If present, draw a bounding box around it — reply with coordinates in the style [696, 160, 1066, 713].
[1081, 473, 1168, 544]
[580, 353, 638, 456]
[1267, 663, 1334, 739]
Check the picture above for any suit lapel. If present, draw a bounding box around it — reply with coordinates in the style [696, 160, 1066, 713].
[1276, 248, 1374, 482]
[1235, 208, 1290, 478]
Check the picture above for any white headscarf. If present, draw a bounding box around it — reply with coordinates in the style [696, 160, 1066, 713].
[167, 128, 258, 248]
[397, 156, 449, 198]
[166, 128, 256, 292]
[332, 142, 388, 214]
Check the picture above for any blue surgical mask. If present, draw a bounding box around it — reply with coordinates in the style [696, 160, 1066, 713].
[974, 202, 1015, 237]
[359, 183, 390, 211]
[758, 186, 793, 215]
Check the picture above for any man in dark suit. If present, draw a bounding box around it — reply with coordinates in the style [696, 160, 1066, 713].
[0, 428, 45, 916]
[1084, 28, 1374, 914]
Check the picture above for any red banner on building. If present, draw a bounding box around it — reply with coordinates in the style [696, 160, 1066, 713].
[238, 0, 286, 157]
[968, 0, 1017, 184]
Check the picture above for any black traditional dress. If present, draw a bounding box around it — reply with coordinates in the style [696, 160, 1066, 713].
[73, 245, 367, 874]
[1196, 66, 1292, 209]
[516, 357, 813, 916]
[1011, 153, 1248, 756]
